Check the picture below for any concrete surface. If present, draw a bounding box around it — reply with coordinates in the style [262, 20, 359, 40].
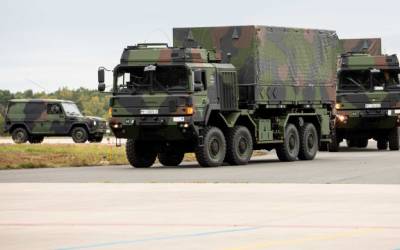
[1, 141, 400, 184]
[0, 183, 399, 250]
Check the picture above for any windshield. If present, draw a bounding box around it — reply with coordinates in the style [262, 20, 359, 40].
[62, 103, 82, 117]
[114, 65, 189, 94]
[339, 69, 400, 91]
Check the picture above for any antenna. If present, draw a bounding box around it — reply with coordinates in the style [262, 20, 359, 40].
[143, 28, 171, 45]
[25, 79, 47, 92]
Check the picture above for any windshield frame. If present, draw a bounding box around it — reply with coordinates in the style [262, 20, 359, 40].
[113, 64, 192, 94]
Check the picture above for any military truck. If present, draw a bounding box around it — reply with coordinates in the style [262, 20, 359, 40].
[98, 25, 338, 168]
[4, 99, 107, 144]
[329, 39, 400, 151]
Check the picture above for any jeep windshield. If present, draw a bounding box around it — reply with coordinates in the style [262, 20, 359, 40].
[114, 65, 189, 94]
[338, 69, 400, 92]
[62, 103, 83, 117]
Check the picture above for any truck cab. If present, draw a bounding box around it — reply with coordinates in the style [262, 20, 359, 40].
[332, 53, 400, 150]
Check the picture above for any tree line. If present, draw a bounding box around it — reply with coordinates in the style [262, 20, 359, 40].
[0, 88, 109, 135]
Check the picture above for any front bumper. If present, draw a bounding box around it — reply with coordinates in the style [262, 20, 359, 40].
[109, 115, 197, 141]
[336, 109, 400, 130]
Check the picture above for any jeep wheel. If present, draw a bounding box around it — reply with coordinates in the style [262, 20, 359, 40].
[126, 139, 157, 168]
[71, 127, 88, 143]
[276, 123, 299, 162]
[377, 138, 388, 150]
[389, 128, 399, 151]
[299, 123, 318, 160]
[158, 151, 185, 166]
[195, 126, 226, 167]
[11, 127, 29, 144]
[225, 126, 253, 165]
[28, 135, 44, 144]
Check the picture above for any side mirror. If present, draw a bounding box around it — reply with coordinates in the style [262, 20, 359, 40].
[98, 83, 106, 92]
[98, 68, 105, 83]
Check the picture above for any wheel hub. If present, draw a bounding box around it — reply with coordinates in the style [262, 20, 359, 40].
[307, 133, 315, 149]
[210, 138, 220, 157]
[238, 137, 248, 155]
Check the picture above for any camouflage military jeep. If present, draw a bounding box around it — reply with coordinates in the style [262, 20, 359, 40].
[4, 99, 107, 144]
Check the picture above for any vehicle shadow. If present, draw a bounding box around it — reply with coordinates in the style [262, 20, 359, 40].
[124, 158, 283, 170]
[333, 147, 381, 153]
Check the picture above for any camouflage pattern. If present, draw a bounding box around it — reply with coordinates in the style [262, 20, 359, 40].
[335, 51, 400, 145]
[4, 99, 106, 138]
[173, 25, 338, 105]
[338, 38, 381, 56]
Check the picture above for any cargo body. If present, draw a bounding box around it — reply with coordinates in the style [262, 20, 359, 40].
[330, 47, 400, 151]
[173, 26, 338, 107]
[100, 26, 339, 168]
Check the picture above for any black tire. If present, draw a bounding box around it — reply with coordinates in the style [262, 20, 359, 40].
[377, 138, 388, 150]
[346, 139, 356, 148]
[328, 130, 339, 152]
[195, 126, 226, 167]
[389, 128, 399, 151]
[357, 138, 368, 148]
[319, 142, 328, 152]
[126, 139, 157, 168]
[28, 135, 44, 144]
[298, 123, 318, 160]
[71, 127, 88, 143]
[158, 152, 185, 166]
[225, 126, 253, 165]
[89, 135, 103, 143]
[276, 123, 300, 162]
[11, 127, 29, 144]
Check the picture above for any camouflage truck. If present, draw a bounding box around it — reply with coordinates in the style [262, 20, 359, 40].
[329, 39, 400, 151]
[98, 25, 338, 168]
[4, 99, 107, 144]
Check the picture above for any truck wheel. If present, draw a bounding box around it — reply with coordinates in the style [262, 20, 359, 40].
[377, 138, 388, 150]
[346, 139, 356, 148]
[28, 135, 44, 144]
[319, 142, 328, 152]
[71, 127, 88, 143]
[328, 129, 339, 152]
[276, 124, 299, 162]
[225, 126, 253, 165]
[11, 127, 29, 144]
[298, 123, 318, 160]
[389, 128, 399, 151]
[357, 138, 368, 148]
[158, 152, 185, 166]
[195, 126, 226, 167]
[126, 139, 157, 168]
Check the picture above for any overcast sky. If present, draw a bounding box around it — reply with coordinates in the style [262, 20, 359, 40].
[1, 0, 399, 93]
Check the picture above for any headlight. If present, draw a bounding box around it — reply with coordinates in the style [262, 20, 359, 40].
[335, 103, 342, 110]
[93, 120, 97, 126]
[336, 114, 348, 123]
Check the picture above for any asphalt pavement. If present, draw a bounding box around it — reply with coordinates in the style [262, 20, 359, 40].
[1, 140, 400, 184]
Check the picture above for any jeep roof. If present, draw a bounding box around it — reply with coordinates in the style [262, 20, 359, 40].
[8, 99, 74, 103]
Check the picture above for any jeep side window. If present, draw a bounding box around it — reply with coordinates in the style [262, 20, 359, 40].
[47, 104, 62, 115]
